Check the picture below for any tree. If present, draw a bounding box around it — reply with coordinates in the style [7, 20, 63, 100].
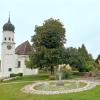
[63, 47, 85, 71]
[78, 44, 93, 61]
[78, 44, 94, 72]
[27, 18, 66, 75]
[62, 46, 94, 72]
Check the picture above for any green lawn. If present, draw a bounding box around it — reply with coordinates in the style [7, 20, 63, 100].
[1, 73, 49, 83]
[0, 82, 100, 100]
[0, 73, 100, 100]
[1, 71, 81, 83]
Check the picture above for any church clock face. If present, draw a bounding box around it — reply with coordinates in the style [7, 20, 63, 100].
[7, 45, 12, 50]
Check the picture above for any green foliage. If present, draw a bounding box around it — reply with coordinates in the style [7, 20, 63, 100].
[27, 18, 66, 74]
[33, 18, 66, 49]
[48, 75, 56, 80]
[64, 71, 72, 79]
[84, 61, 95, 72]
[26, 18, 95, 73]
[62, 45, 95, 72]
[78, 44, 94, 72]
[62, 47, 83, 71]
[95, 63, 100, 70]
[10, 73, 23, 77]
[78, 44, 93, 61]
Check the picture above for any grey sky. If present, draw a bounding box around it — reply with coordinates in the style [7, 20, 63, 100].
[0, 0, 100, 59]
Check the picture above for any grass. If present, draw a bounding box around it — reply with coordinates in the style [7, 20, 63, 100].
[1, 73, 49, 83]
[0, 72, 100, 100]
[1, 71, 81, 83]
[0, 82, 100, 100]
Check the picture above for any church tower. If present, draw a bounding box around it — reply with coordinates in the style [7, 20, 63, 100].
[1, 15, 16, 77]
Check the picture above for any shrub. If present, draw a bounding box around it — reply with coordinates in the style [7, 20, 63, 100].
[10, 73, 23, 77]
[18, 73, 23, 77]
[49, 75, 56, 80]
[64, 72, 72, 79]
[10, 73, 16, 77]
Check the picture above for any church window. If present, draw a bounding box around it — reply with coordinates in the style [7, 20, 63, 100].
[9, 37, 11, 41]
[8, 68, 12, 72]
[5, 37, 6, 40]
[12, 38, 14, 41]
[18, 61, 21, 68]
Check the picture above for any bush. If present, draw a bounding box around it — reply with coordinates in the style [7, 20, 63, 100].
[10, 73, 16, 77]
[10, 73, 23, 77]
[18, 73, 23, 77]
[64, 72, 72, 79]
[72, 71, 88, 77]
[48, 75, 56, 80]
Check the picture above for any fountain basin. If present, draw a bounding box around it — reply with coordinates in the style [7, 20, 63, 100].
[21, 80, 96, 94]
[34, 81, 86, 91]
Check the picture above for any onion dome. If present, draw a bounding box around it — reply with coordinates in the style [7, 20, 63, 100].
[3, 15, 15, 32]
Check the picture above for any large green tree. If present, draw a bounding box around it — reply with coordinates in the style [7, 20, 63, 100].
[27, 18, 66, 75]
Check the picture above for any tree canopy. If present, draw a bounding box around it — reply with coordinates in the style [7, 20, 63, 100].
[26, 18, 66, 74]
[54, 45, 95, 72]
[26, 18, 95, 74]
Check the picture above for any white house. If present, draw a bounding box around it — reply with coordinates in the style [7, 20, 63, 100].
[0, 16, 38, 78]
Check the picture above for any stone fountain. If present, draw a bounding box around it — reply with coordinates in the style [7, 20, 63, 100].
[21, 64, 95, 94]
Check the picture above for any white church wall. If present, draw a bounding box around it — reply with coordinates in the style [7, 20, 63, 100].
[23, 68, 38, 75]
[17, 55, 27, 67]
[2, 54, 16, 77]
[16, 55, 38, 75]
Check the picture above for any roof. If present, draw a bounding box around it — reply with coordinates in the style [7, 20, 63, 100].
[15, 41, 32, 55]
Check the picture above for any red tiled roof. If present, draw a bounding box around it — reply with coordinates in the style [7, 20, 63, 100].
[15, 41, 32, 55]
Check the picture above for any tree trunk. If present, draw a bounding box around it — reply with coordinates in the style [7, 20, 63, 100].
[50, 66, 54, 75]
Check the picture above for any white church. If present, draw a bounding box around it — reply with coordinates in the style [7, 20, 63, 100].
[0, 16, 38, 78]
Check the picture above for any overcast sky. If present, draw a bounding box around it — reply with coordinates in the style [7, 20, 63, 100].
[0, 0, 100, 59]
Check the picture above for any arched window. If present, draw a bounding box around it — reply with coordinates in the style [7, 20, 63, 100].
[4, 37, 6, 40]
[9, 37, 11, 41]
[18, 61, 21, 68]
[12, 38, 14, 41]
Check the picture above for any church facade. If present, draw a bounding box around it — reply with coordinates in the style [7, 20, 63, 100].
[0, 17, 38, 77]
